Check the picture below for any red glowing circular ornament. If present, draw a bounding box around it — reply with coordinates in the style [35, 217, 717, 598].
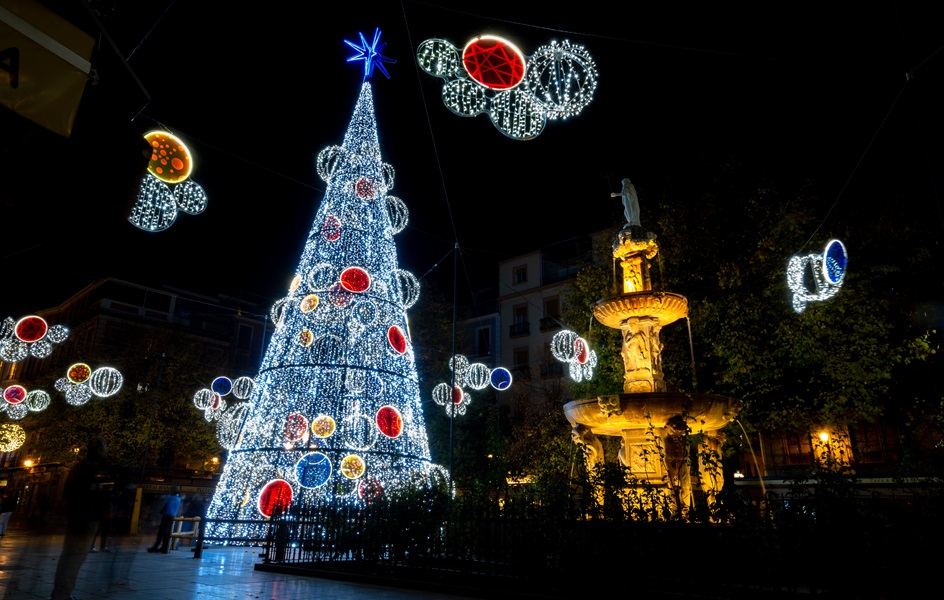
[340, 267, 371, 293]
[211, 392, 222, 410]
[328, 283, 354, 307]
[451, 385, 464, 405]
[3, 385, 27, 404]
[355, 177, 376, 200]
[376, 405, 403, 438]
[258, 479, 293, 517]
[462, 36, 527, 90]
[284, 413, 309, 441]
[574, 337, 589, 365]
[358, 476, 383, 503]
[322, 215, 342, 241]
[387, 326, 407, 354]
[15, 316, 48, 343]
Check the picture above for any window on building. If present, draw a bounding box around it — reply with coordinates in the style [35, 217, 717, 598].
[513, 347, 529, 372]
[513, 265, 527, 284]
[543, 296, 560, 319]
[476, 326, 491, 356]
[510, 304, 529, 336]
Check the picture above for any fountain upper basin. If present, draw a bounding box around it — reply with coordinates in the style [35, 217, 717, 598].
[563, 392, 742, 436]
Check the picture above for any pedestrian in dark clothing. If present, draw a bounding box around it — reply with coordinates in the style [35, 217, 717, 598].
[0, 491, 16, 536]
[51, 437, 114, 600]
[148, 487, 181, 553]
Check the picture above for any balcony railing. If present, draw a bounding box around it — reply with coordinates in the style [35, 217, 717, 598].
[509, 322, 530, 337]
[540, 317, 562, 332]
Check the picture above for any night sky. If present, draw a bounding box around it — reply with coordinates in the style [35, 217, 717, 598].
[2, 2, 942, 318]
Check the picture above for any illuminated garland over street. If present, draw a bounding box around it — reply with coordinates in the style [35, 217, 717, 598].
[206, 33, 441, 541]
[2, 385, 51, 420]
[417, 35, 598, 139]
[551, 330, 598, 382]
[431, 354, 512, 417]
[787, 239, 848, 313]
[0, 315, 69, 362]
[128, 130, 208, 232]
[192, 376, 255, 448]
[54, 363, 124, 405]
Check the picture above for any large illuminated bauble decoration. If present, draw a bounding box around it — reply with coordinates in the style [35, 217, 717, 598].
[88, 367, 124, 397]
[462, 36, 526, 90]
[0, 423, 26, 452]
[417, 34, 598, 140]
[217, 402, 249, 449]
[787, 239, 848, 313]
[129, 130, 208, 232]
[526, 40, 599, 120]
[258, 479, 293, 516]
[0, 315, 69, 362]
[551, 329, 598, 382]
[490, 367, 513, 390]
[295, 453, 331, 488]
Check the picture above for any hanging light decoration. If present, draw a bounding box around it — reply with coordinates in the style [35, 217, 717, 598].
[128, 130, 208, 232]
[787, 239, 848, 313]
[417, 34, 598, 140]
[0, 315, 69, 362]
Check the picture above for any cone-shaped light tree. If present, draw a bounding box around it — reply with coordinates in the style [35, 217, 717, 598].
[206, 30, 443, 540]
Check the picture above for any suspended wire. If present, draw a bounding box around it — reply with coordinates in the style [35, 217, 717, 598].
[126, 0, 177, 60]
[797, 84, 906, 255]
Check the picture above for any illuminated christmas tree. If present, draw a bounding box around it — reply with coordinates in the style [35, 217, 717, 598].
[206, 31, 442, 540]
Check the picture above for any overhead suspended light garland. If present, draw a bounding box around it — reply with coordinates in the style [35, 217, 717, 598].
[431, 354, 513, 417]
[786, 239, 848, 313]
[128, 130, 208, 232]
[0, 315, 69, 362]
[54, 363, 124, 405]
[551, 329, 598, 382]
[417, 35, 598, 140]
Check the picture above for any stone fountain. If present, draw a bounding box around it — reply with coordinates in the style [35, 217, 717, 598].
[563, 180, 741, 509]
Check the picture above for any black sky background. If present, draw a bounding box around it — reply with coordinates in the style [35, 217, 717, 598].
[2, 1, 942, 319]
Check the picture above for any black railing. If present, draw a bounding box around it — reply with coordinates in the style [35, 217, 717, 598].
[509, 322, 529, 336]
[539, 317, 562, 332]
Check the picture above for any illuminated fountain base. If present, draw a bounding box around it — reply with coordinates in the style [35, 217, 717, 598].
[565, 392, 741, 509]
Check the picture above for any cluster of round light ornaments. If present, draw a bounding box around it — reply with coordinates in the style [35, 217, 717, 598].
[0, 315, 69, 362]
[551, 330, 598, 382]
[2, 384, 50, 420]
[432, 354, 512, 417]
[787, 239, 848, 313]
[128, 130, 208, 232]
[54, 363, 124, 405]
[417, 34, 598, 139]
[192, 376, 255, 448]
[257, 403, 403, 514]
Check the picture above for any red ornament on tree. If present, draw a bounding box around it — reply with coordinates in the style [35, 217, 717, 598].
[376, 405, 403, 438]
[258, 479, 293, 517]
[340, 267, 371, 293]
[387, 325, 407, 354]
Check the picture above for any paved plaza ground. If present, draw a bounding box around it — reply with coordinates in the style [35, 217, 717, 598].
[0, 528, 471, 600]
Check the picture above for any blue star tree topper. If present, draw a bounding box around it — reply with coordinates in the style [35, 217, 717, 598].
[345, 27, 396, 80]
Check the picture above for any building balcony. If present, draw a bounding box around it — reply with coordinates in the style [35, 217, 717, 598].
[509, 322, 530, 337]
[539, 317, 562, 332]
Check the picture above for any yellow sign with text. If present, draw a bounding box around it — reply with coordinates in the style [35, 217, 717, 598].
[0, 0, 94, 137]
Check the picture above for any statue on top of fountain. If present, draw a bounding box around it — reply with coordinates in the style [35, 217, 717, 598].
[611, 177, 657, 249]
